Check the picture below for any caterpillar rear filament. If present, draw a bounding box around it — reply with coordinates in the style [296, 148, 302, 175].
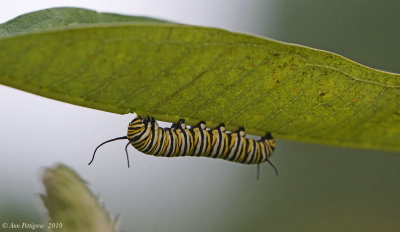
[88, 116, 278, 176]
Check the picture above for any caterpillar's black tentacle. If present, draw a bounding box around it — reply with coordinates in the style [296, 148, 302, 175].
[125, 141, 131, 168]
[266, 159, 279, 176]
[88, 136, 128, 165]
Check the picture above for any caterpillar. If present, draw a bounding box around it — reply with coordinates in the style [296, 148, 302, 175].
[88, 116, 278, 176]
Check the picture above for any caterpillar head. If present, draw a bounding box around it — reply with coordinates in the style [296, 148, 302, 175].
[89, 115, 146, 168]
[127, 116, 145, 136]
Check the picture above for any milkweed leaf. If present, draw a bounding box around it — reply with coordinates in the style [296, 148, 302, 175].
[1, 7, 399, 151]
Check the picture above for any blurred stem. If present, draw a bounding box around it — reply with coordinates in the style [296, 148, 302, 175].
[40, 164, 116, 232]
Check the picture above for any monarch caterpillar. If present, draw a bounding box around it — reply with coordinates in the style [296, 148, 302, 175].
[88, 116, 278, 176]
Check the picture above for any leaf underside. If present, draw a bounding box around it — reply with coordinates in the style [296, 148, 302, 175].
[1, 7, 399, 152]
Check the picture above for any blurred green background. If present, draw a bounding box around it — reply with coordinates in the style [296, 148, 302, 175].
[0, 0, 399, 232]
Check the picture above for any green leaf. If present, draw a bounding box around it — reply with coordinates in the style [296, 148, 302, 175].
[1, 7, 400, 152]
[41, 164, 116, 232]
[0, 7, 167, 37]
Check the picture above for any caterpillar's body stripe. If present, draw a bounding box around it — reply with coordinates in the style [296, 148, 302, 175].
[89, 116, 278, 175]
[126, 116, 275, 165]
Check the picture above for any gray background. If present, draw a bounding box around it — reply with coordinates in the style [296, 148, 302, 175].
[1, 1, 400, 231]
